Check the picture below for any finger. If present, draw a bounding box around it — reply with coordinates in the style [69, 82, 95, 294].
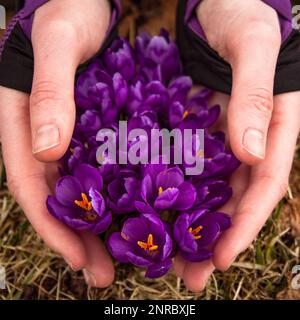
[173, 253, 187, 278]
[214, 92, 300, 270]
[227, 18, 281, 164]
[30, 0, 110, 162]
[0, 87, 87, 270]
[181, 164, 250, 292]
[79, 232, 115, 288]
[182, 260, 215, 293]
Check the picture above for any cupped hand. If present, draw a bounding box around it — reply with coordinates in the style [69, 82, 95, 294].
[174, 0, 300, 292]
[0, 0, 114, 288]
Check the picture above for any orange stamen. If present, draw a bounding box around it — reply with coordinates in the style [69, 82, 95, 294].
[74, 193, 92, 211]
[188, 225, 203, 240]
[137, 233, 158, 251]
[183, 111, 189, 120]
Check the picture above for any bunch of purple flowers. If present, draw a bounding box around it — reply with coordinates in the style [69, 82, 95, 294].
[47, 31, 240, 278]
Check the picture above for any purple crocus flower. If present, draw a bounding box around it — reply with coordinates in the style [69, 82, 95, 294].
[174, 210, 231, 262]
[136, 30, 182, 84]
[190, 180, 233, 211]
[182, 132, 240, 179]
[126, 80, 170, 116]
[75, 60, 107, 109]
[108, 214, 173, 278]
[50, 31, 240, 279]
[103, 38, 136, 82]
[174, 89, 220, 130]
[107, 170, 141, 214]
[75, 64, 127, 125]
[136, 164, 197, 213]
[168, 76, 193, 105]
[47, 164, 112, 234]
[61, 139, 88, 175]
[127, 110, 160, 134]
[90, 72, 128, 124]
[75, 110, 102, 137]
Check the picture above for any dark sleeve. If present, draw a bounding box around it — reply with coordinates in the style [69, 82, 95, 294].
[0, 0, 121, 93]
[176, 0, 300, 95]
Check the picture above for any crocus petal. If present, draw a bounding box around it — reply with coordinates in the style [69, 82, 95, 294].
[195, 221, 220, 248]
[113, 72, 128, 109]
[161, 232, 173, 260]
[55, 176, 82, 206]
[154, 188, 179, 211]
[141, 174, 154, 204]
[145, 259, 172, 278]
[174, 213, 198, 253]
[173, 182, 197, 211]
[74, 164, 103, 194]
[63, 216, 94, 232]
[89, 188, 106, 216]
[121, 217, 148, 244]
[108, 233, 132, 263]
[207, 212, 231, 231]
[127, 252, 152, 267]
[135, 201, 158, 215]
[47, 196, 78, 220]
[92, 211, 112, 234]
[156, 167, 184, 190]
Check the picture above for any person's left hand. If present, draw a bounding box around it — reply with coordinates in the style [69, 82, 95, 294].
[174, 0, 300, 292]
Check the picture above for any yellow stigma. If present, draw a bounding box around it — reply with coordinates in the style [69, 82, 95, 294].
[188, 225, 203, 240]
[183, 111, 189, 120]
[74, 193, 92, 211]
[137, 234, 158, 251]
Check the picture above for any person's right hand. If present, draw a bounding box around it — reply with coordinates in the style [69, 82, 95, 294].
[0, 0, 114, 288]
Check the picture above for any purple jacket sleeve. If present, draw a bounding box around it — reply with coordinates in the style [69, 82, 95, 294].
[185, 0, 293, 43]
[18, 0, 122, 39]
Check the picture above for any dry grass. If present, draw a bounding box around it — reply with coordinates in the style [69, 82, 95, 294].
[0, 0, 300, 300]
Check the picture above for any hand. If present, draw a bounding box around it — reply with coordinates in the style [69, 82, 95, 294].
[0, 0, 114, 288]
[174, 0, 300, 292]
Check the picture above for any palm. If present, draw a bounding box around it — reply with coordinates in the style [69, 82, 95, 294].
[174, 91, 300, 292]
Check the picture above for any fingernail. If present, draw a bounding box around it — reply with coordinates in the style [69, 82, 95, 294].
[64, 258, 76, 271]
[33, 124, 60, 154]
[83, 269, 97, 287]
[242, 128, 265, 159]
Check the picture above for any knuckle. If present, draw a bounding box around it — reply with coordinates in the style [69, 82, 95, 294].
[37, 18, 78, 40]
[7, 172, 44, 202]
[241, 20, 281, 45]
[30, 80, 63, 108]
[248, 88, 273, 117]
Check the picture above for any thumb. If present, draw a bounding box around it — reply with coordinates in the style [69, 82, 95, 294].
[227, 27, 281, 165]
[30, 20, 82, 162]
[29, 0, 110, 162]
